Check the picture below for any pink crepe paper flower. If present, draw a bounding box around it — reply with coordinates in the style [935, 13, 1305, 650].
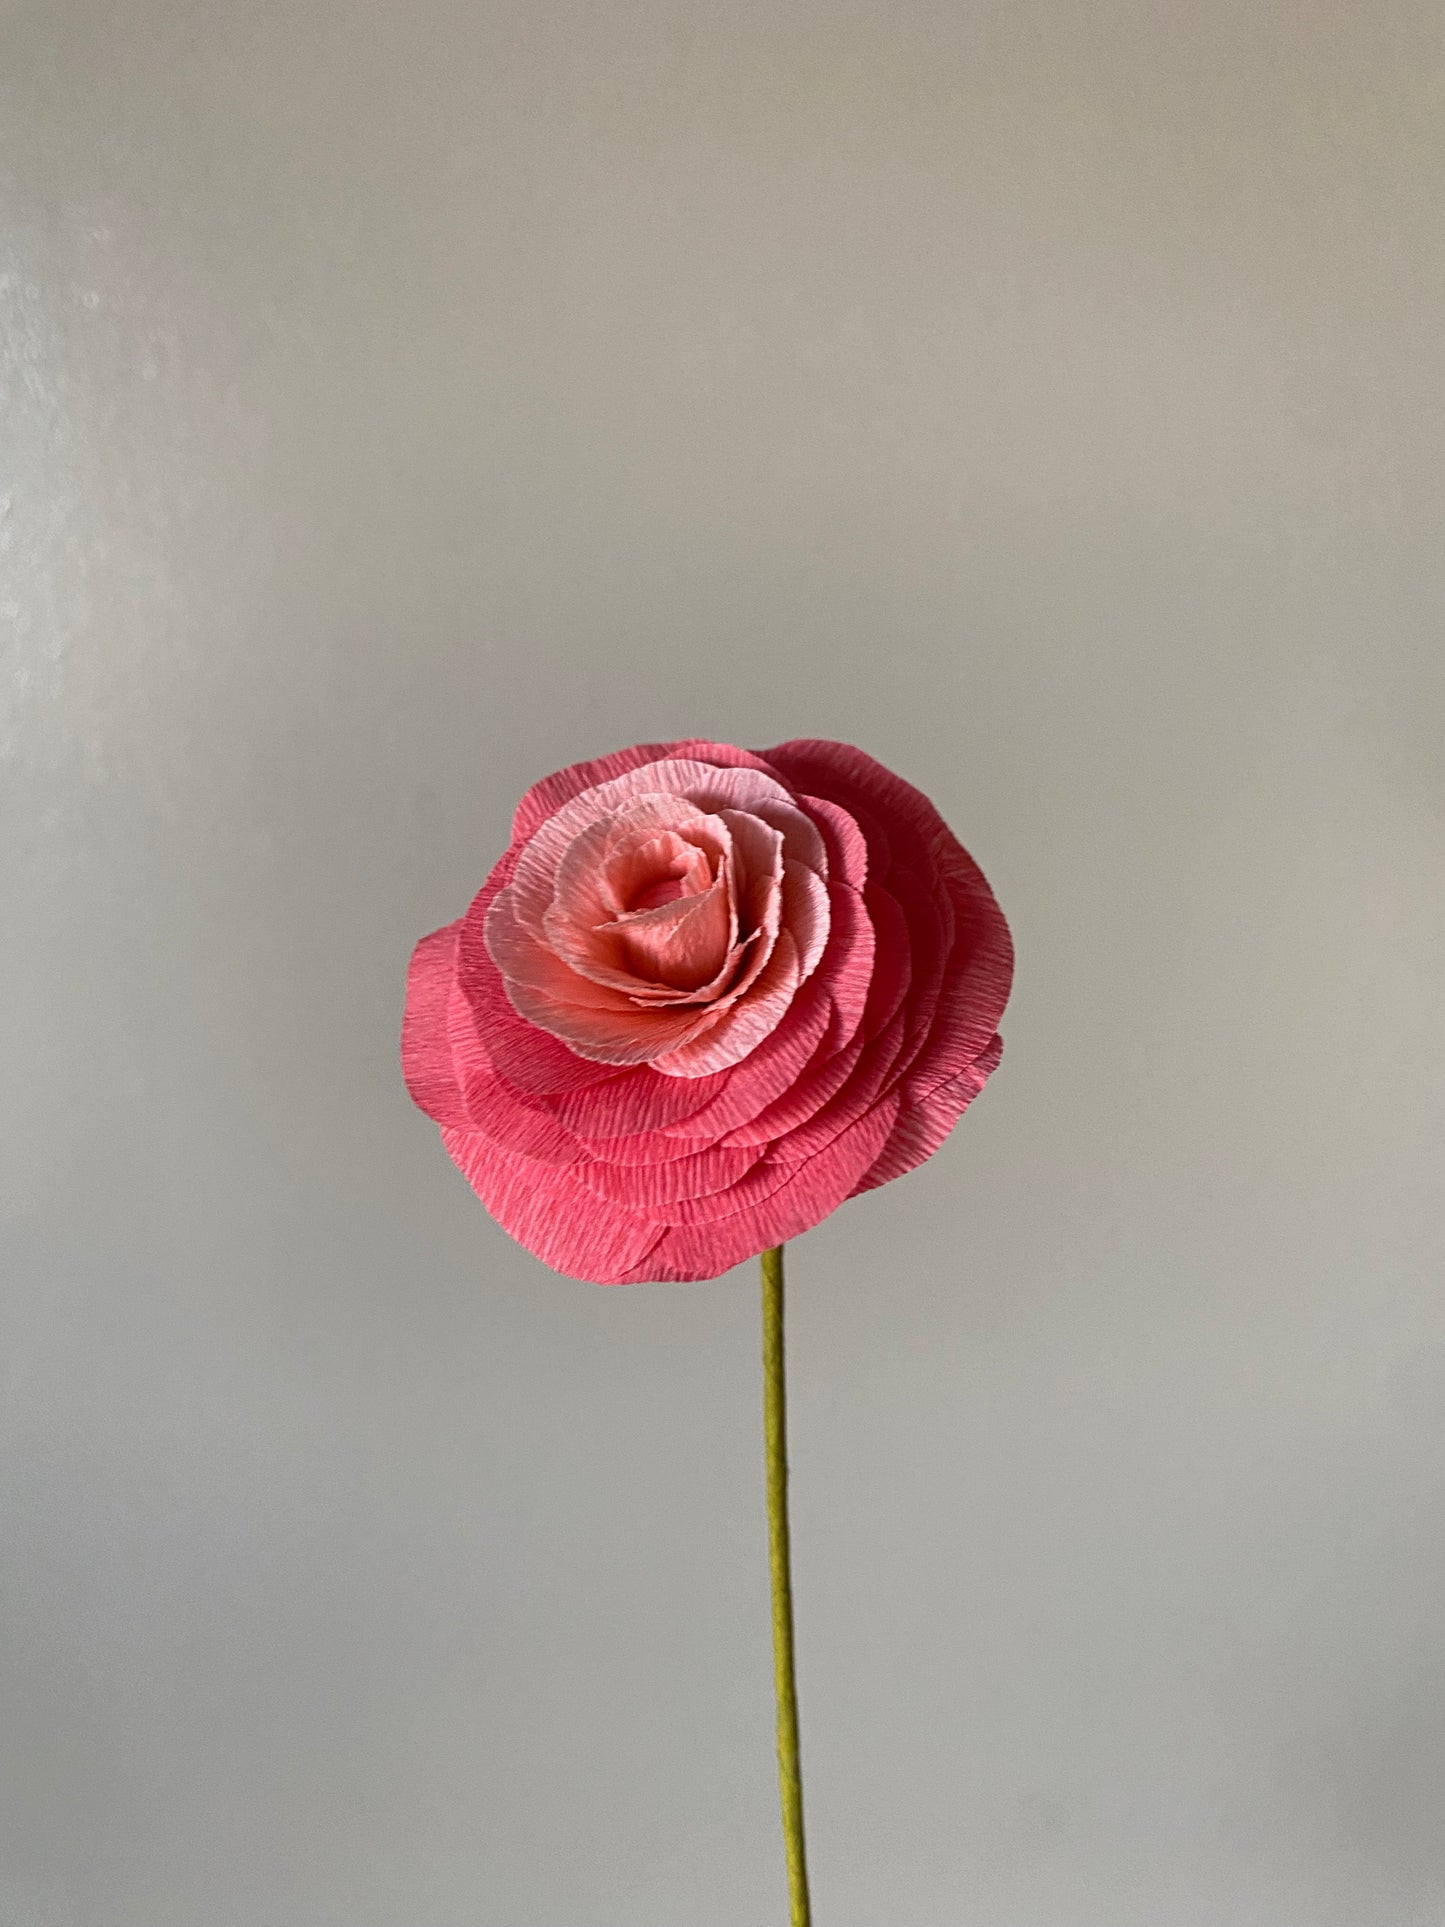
[402, 738, 1013, 1284]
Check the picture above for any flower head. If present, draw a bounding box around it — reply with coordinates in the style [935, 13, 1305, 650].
[403, 739, 1012, 1282]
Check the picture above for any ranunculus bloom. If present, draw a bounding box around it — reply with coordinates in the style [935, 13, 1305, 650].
[402, 740, 1012, 1283]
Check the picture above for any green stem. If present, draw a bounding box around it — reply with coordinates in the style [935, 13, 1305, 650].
[762, 1243, 812, 1927]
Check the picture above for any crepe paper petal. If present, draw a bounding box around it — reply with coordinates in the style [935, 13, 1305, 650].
[509, 760, 792, 935]
[652, 973, 838, 1142]
[744, 794, 830, 881]
[851, 1034, 1004, 1197]
[537, 1061, 729, 1137]
[768, 1008, 912, 1165]
[486, 905, 720, 1063]
[439, 1124, 660, 1283]
[544, 806, 742, 998]
[776, 858, 831, 983]
[763, 738, 954, 862]
[576, 1139, 768, 1209]
[717, 1023, 869, 1149]
[859, 881, 912, 1034]
[448, 983, 584, 1165]
[403, 738, 1011, 1282]
[608, 1097, 901, 1284]
[458, 867, 626, 1095]
[811, 881, 876, 1053]
[401, 924, 470, 1128]
[510, 739, 782, 846]
[652, 928, 803, 1077]
[796, 793, 868, 890]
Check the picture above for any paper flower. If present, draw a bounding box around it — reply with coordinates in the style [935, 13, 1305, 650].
[404, 737, 1014, 1922]
[402, 738, 1012, 1283]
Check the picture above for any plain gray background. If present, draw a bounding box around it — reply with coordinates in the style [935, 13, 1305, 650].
[3, 2, 1443, 1922]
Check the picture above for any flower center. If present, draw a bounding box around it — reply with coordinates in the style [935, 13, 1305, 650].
[613, 834, 715, 917]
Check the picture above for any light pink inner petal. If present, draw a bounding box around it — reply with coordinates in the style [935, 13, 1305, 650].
[609, 832, 714, 910]
[743, 796, 829, 880]
[542, 804, 748, 1002]
[599, 876, 736, 992]
[509, 760, 795, 934]
[640, 810, 787, 1029]
[652, 927, 803, 1078]
[778, 857, 830, 981]
[716, 806, 784, 970]
[482, 771, 827, 1077]
[717, 807, 783, 896]
[519, 793, 728, 937]
[501, 972, 718, 1064]
[655, 759, 800, 819]
[511, 742, 788, 847]
[486, 874, 723, 1065]
[486, 891, 646, 1013]
[657, 975, 835, 1140]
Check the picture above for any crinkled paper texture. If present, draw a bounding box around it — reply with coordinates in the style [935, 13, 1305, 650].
[402, 738, 1013, 1282]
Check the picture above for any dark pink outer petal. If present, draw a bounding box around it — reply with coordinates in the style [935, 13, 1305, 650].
[537, 1063, 730, 1137]
[851, 1033, 1004, 1195]
[448, 981, 583, 1165]
[762, 739, 956, 862]
[402, 737, 1013, 1283]
[765, 738, 1013, 1170]
[576, 1139, 766, 1208]
[440, 1125, 662, 1283]
[609, 1095, 901, 1283]
[902, 842, 1014, 1093]
[621, 971, 837, 1149]
[401, 924, 469, 1129]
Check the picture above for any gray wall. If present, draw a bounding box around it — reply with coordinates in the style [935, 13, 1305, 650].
[4, 3, 1443, 1923]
